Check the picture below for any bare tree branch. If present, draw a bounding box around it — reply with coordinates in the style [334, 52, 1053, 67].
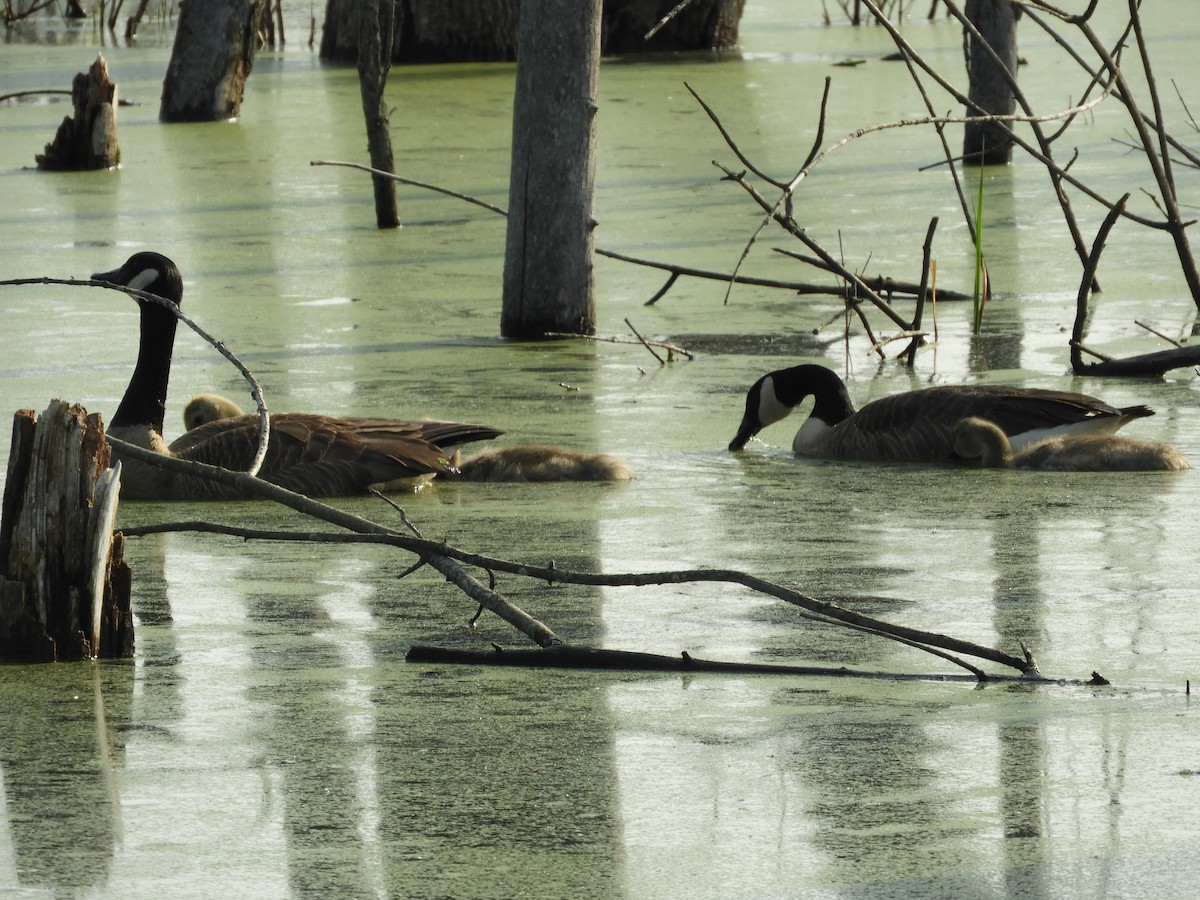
[1, 275, 272, 476]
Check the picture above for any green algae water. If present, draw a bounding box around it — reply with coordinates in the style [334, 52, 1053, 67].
[2, 4, 1200, 896]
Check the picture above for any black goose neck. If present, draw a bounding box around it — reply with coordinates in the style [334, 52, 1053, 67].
[112, 300, 179, 432]
[780, 365, 856, 426]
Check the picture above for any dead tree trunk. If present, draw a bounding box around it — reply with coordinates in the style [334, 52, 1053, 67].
[35, 54, 120, 171]
[160, 0, 268, 122]
[0, 402, 133, 663]
[125, 0, 154, 39]
[963, 0, 1020, 165]
[602, 0, 746, 53]
[358, 0, 400, 229]
[321, 0, 743, 64]
[501, 0, 601, 337]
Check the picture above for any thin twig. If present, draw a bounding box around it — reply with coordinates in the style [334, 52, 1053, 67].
[905, 217, 939, 365]
[310, 159, 508, 216]
[1070, 194, 1129, 371]
[623, 317, 666, 365]
[715, 164, 912, 331]
[1133, 320, 1184, 348]
[1070, 341, 1113, 362]
[0, 89, 72, 103]
[771, 247, 973, 301]
[541, 331, 696, 360]
[685, 82, 786, 189]
[368, 489, 425, 536]
[644, 0, 695, 40]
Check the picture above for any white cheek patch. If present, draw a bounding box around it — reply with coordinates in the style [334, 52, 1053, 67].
[756, 375, 793, 427]
[126, 268, 159, 292]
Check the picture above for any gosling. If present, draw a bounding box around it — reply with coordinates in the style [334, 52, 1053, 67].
[953, 416, 1189, 472]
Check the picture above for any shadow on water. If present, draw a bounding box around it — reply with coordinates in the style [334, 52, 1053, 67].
[0, 662, 132, 895]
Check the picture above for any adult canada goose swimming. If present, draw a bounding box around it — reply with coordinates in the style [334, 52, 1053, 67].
[186, 392, 634, 482]
[953, 416, 1190, 471]
[95, 251, 502, 500]
[729, 363, 1156, 464]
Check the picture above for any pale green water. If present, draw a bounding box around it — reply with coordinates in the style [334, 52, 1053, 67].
[3, 4, 1200, 898]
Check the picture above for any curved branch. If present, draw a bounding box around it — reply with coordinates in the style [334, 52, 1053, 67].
[2, 276, 272, 477]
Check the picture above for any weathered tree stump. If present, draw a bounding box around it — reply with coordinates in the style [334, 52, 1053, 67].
[35, 54, 120, 171]
[0, 402, 133, 662]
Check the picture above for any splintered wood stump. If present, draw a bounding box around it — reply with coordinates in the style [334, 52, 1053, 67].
[35, 54, 120, 171]
[0, 401, 133, 662]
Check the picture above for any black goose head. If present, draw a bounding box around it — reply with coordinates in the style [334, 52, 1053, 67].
[728, 364, 856, 450]
[95, 252, 184, 433]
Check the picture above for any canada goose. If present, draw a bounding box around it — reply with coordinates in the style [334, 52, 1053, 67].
[451, 444, 634, 482]
[953, 416, 1189, 471]
[729, 363, 1156, 464]
[95, 251, 502, 500]
[185, 392, 634, 483]
[184, 392, 244, 430]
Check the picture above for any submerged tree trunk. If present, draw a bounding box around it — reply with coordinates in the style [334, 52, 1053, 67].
[601, 0, 745, 53]
[355, 0, 403, 229]
[963, 0, 1020, 165]
[125, 0, 154, 39]
[358, 0, 400, 228]
[160, 0, 268, 122]
[35, 54, 120, 171]
[320, 0, 744, 63]
[501, 0, 601, 337]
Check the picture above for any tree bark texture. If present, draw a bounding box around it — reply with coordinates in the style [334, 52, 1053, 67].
[0, 402, 133, 662]
[160, 0, 268, 122]
[358, 0, 401, 228]
[963, 0, 1020, 165]
[320, 0, 744, 63]
[35, 54, 120, 171]
[501, 0, 601, 338]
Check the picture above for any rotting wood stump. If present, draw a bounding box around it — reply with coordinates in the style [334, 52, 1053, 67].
[0, 401, 132, 662]
[35, 54, 120, 171]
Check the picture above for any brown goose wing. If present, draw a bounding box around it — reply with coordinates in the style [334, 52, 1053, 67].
[326, 417, 504, 450]
[826, 385, 1153, 463]
[167, 414, 501, 497]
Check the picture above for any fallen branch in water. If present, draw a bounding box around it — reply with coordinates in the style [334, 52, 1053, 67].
[773, 247, 975, 303]
[1068, 193, 1200, 376]
[109, 439, 562, 646]
[1070, 342, 1200, 377]
[308, 159, 933, 306]
[113, 448, 1062, 684]
[406, 644, 1014, 682]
